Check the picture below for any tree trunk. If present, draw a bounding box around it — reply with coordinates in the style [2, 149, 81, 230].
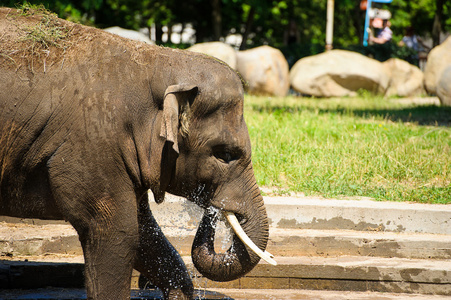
[155, 23, 163, 44]
[195, 22, 206, 43]
[239, 6, 255, 50]
[432, 0, 445, 47]
[167, 25, 173, 44]
[352, 1, 364, 45]
[212, 0, 222, 41]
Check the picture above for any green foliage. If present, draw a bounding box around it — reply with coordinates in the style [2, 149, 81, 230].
[17, 2, 49, 16]
[344, 42, 420, 64]
[4, 0, 451, 53]
[281, 43, 324, 68]
[245, 95, 451, 204]
[386, 0, 440, 39]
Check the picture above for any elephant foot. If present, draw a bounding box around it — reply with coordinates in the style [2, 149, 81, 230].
[139, 275, 192, 300]
[138, 274, 158, 289]
[167, 289, 192, 300]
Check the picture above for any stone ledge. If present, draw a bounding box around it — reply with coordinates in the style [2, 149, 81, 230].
[2, 255, 450, 295]
[185, 256, 451, 295]
[267, 228, 451, 259]
[2, 223, 450, 260]
[2, 195, 450, 234]
[263, 197, 451, 235]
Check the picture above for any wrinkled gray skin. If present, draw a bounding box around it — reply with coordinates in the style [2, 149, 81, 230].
[0, 12, 269, 300]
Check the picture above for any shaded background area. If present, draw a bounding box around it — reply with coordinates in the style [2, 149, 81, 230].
[2, 0, 451, 63]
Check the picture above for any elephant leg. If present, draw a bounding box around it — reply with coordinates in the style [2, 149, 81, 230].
[53, 189, 138, 300]
[47, 155, 140, 299]
[134, 199, 193, 300]
[79, 220, 138, 300]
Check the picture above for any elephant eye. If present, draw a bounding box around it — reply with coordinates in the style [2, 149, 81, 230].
[214, 151, 233, 163]
[213, 146, 240, 164]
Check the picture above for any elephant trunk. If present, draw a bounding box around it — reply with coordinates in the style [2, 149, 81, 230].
[191, 183, 270, 282]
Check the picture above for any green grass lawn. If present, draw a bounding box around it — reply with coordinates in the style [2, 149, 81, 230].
[244, 95, 451, 204]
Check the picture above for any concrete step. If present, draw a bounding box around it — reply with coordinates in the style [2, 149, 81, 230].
[4, 194, 448, 235]
[2, 222, 450, 260]
[188, 256, 451, 296]
[2, 255, 451, 296]
[166, 228, 451, 260]
[267, 228, 451, 259]
[0, 222, 81, 256]
[149, 195, 451, 235]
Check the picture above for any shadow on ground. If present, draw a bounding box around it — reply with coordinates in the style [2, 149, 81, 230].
[0, 260, 233, 299]
[344, 106, 451, 127]
[251, 104, 451, 127]
[0, 288, 233, 300]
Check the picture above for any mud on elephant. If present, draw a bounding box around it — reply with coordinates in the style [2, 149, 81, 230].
[0, 7, 274, 300]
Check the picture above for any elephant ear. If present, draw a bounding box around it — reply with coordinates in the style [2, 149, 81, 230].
[154, 84, 198, 204]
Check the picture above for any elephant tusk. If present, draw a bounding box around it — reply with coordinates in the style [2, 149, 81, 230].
[224, 211, 277, 266]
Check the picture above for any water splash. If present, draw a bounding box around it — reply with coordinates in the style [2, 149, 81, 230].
[147, 191, 236, 292]
[213, 209, 234, 253]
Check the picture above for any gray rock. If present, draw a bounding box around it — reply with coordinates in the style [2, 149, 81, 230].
[187, 42, 237, 69]
[437, 64, 451, 106]
[236, 46, 290, 97]
[383, 58, 425, 97]
[289, 50, 389, 97]
[424, 36, 451, 95]
[104, 26, 153, 44]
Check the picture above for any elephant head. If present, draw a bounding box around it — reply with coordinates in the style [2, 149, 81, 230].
[152, 58, 275, 282]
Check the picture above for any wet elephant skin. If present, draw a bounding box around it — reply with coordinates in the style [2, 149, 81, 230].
[0, 8, 269, 300]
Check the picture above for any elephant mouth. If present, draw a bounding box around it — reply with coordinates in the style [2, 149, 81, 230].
[223, 211, 276, 265]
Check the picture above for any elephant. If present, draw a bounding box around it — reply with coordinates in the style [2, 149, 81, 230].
[0, 7, 274, 300]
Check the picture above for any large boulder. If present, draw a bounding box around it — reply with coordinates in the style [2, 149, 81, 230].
[187, 42, 237, 69]
[437, 65, 451, 106]
[290, 50, 389, 97]
[424, 36, 451, 95]
[104, 26, 153, 44]
[383, 58, 425, 97]
[236, 45, 290, 97]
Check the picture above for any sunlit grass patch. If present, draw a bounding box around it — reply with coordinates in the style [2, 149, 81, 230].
[245, 95, 451, 204]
